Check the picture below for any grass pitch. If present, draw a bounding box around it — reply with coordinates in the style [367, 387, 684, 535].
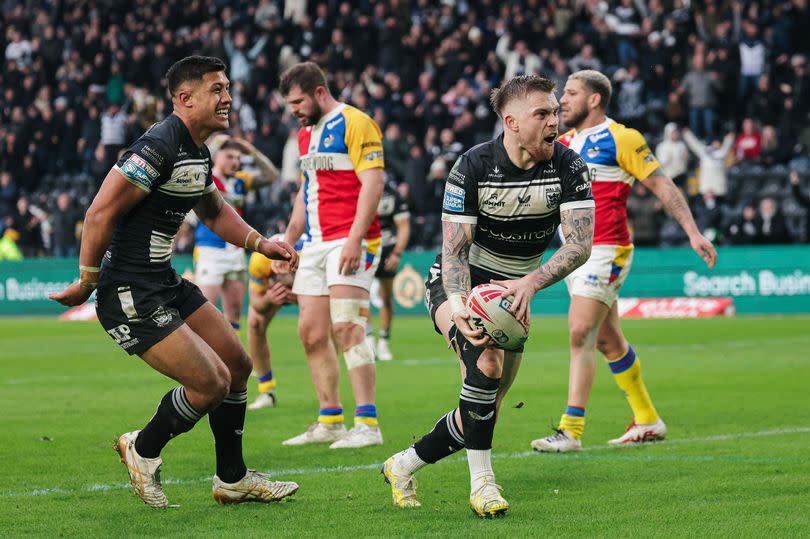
[1, 315, 809, 538]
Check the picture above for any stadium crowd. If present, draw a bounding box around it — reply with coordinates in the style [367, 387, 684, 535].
[1, 0, 810, 259]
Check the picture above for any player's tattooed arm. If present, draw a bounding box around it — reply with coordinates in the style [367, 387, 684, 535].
[193, 188, 225, 223]
[441, 220, 474, 298]
[645, 169, 718, 268]
[534, 207, 594, 290]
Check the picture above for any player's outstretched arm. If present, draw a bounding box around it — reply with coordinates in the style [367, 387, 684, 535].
[442, 220, 490, 347]
[493, 206, 594, 325]
[644, 170, 717, 268]
[49, 169, 150, 306]
[195, 189, 298, 269]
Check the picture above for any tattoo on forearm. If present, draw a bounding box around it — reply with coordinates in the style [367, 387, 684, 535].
[659, 180, 694, 229]
[442, 220, 473, 296]
[536, 208, 594, 290]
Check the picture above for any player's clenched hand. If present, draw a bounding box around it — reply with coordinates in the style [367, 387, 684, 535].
[451, 310, 493, 348]
[689, 233, 717, 269]
[490, 276, 537, 328]
[258, 239, 298, 270]
[383, 252, 401, 272]
[338, 239, 362, 275]
[48, 281, 94, 307]
[264, 282, 290, 305]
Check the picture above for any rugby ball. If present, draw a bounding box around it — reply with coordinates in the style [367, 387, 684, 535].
[466, 283, 529, 351]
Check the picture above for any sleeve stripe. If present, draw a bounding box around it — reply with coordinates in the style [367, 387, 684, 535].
[441, 214, 478, 224]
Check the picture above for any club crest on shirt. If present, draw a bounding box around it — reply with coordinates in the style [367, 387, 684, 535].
[545, 185, 562, 208]
[323, 134, 334, 148]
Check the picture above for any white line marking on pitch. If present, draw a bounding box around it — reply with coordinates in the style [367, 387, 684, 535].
[2, 426, 809, 499]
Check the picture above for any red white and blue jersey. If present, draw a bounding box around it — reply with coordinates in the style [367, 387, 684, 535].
[559, 118, 660, 246]
[297, 104, 384, 243]
[194, 170, 255, 249]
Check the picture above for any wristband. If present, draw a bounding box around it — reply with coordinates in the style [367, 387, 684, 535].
[448, 294, 467, 317]
[79, 265, 101, 272]
[79, 281, 97, 291]
[254, 235, 263, 252]
[244, 230, 260, 250]
[391, 251, 402, 257]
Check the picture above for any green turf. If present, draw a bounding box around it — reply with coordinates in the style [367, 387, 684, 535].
[1, 315, 809, 538]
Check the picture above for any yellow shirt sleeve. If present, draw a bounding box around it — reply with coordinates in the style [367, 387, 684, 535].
[248, 252, 273, 292]
[345, 108, 385, 173]
[613, 124, 661, 181]
[235, 170, 255, 192]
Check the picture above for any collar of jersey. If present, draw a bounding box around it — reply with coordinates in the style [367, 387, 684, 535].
[572, 117, 614, 138]
[314, 103, 347, 130]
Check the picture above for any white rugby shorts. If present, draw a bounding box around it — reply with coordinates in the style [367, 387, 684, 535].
[292, 237, 381, 296]
[194, 245, 247, 286]
[564, 244, 634, 306]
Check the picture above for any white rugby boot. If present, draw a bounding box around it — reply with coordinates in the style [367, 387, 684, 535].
[329, 422, 383, 448]
[114, 430, 169, 508]
[282, 422, 347, 446]
[469, 478, 509, 518]
[608, 418, 667, 445]
[381, 455, 420, 508]
[376, 339, 394, 361]
[248, 392, 277, 410]
[531, 429, 582, 453]
[212, 470, 298, 504]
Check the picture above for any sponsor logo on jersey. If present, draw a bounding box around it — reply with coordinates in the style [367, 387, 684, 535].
[326, 116, 344, 130]
[586, 146, 600, 159]
[570, 156, 587, 172]
[121, 159, 152, 184]
[446, 183, 464, 196]
[300, 154, 336, 170]
[363, 150, 384, 161]
[361, 141, 382, 149]
[484, 192, 505, 208]
[479, 223, 557, 241]
[129, 154, 159, 179]
[588, 131, 610, 143]
[487, 165, 504, 179]
[323, 134, 335, 148]
[517, 194, 531, 205]
[107, 324, 132, 344]
[545, 185, 562, 207]
[141, 145, 165, 165]
[443, 190, 464, 211]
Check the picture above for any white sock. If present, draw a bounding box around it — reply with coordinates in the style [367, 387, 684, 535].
[397, 447, 428, 475]
[467, 449, 494, 489]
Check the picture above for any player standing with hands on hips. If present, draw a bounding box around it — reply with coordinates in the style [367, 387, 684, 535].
[382, 75, 595, 517]
[50, 56, 300, 508]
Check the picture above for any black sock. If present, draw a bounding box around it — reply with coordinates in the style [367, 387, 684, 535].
[413, 409, 465, 463]
[208, 389, 248, 483]
[136, 387, 202, 458]
[380, 329, 390, 339]
[459, 375, 500, 450]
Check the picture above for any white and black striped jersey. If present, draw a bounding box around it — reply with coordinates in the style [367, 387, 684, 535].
[441, 135, 594, 278]
[377, 181, 410, 248]
[104, 114, 216, 273]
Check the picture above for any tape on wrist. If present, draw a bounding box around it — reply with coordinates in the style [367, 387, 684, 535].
[79, 265, 101, 273]
[79, 281, 97, 290]
[244, 230, 260, 250]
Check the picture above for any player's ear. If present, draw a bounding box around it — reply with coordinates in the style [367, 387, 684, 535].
[503, 113, 518, 133]
[174, 82, 195, 109]
[588, 92, 601, 111]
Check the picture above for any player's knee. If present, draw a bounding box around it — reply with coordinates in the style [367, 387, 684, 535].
[332, 321, 363, 350]
[199, 367, 231, 408]
[330, 298, 369, 350]
[298, 322, 330, 353]
[570, 321, 597, 349]
[476, 349, 503, 379]
[247, 312, 267, 334]
[596, 334, 624, 358]
[229, 350, 253, 385]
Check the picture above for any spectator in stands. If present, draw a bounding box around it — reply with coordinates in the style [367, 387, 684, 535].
[680, 53, 719, 142]
[727, 203, 761, 245]
[10, 196, 43, 257]
[627, 183, 663, 246]
[50, 192, 81, 257]
[738, 21, 767, 109]
[683, 128, 735, 201]
[656, 123, 690, 188]
[760, 125, 790, 167]
[568, 43, 602, 74]
[382, 123, 409, 184]
[734, 118, 762, 162]
[790, 171, 810, 242]
[692, 191, 724, 243]
[99, 101, 128, 169]
[0, 171, 19, 219]
[757, 197, 792, 244]
[496, 36, 542, 80]
[614, 63, 646, 130]
[224, 29, 269, 84]
[747, 75, 779, 127]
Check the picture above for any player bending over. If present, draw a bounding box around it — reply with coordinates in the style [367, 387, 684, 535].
[382, 75, 594, 516]
[50, 56, 299, 507]
[532, 70, 717, 452]
[245, 243, 297, 410]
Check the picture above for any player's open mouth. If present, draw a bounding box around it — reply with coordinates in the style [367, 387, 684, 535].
[216, 108, 229, 118]
[543, 134, 556, 143]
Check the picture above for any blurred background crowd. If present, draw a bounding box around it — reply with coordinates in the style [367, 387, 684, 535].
[1, 0, 810, 259]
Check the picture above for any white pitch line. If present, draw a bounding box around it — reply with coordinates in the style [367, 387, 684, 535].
[2, 426, 809, 499]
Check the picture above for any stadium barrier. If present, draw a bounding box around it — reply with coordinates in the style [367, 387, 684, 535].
[1, 246, 808, 316]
